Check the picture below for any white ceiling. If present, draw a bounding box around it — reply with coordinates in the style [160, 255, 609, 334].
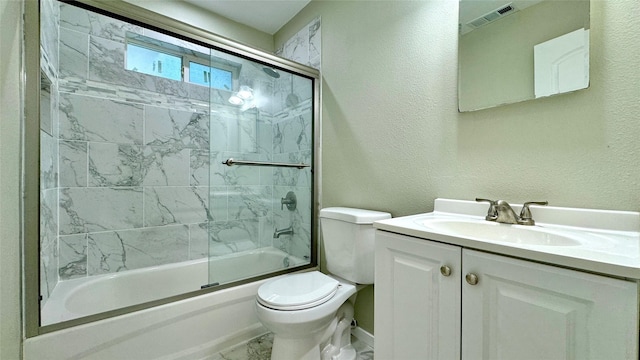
[183, 0, 312, 35]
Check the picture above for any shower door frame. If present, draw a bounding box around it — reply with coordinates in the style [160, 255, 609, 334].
[23, 0, 321, 338]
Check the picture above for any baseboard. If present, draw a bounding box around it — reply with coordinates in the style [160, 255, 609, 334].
[352, 326, 374, 349]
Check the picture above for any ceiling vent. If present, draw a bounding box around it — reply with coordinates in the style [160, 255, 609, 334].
[467, 3, 518, 29]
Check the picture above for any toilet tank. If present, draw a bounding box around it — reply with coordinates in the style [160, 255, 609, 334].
[320, 207, 391, 284]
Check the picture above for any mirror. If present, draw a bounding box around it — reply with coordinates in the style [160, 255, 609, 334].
[458, 0, 590, 112]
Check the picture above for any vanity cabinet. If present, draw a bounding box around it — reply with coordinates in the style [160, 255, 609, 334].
[375, 230, 462, 359]
[374, 230, 639, 360]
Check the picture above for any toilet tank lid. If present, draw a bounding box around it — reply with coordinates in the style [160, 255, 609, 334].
[320, 207, 391, 224]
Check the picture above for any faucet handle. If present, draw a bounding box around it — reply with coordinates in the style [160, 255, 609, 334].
[475, 198, 497, 221]
[519, 201, 548, 225]
[280, 191, 297, 211]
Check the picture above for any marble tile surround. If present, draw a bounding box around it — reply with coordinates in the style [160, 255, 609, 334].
[55, 4, 219, 282]
[40, 0, 60, 306]
[273, 18, 320, 260]
[276, 17, 322, 71]
[45, 3, 319, 303]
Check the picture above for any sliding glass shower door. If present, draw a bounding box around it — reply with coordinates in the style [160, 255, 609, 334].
[206, 51, 314, 286]
[34, 0, 317, 332]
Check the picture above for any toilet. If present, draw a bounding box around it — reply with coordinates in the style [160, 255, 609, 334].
[255, 207, 391, 360]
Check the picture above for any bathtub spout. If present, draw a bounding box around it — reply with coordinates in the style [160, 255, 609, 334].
[273, 226, 293, 238]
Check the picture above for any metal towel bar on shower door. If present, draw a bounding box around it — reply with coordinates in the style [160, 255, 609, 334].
[222, 158, 310, 169]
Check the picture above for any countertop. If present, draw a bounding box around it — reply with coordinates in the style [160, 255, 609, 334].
[373, 199, 640, 280]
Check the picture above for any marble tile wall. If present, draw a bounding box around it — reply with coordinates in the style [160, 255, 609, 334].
[276, 17, 322, 71]
[56, 3, 214, 281]
[55, 95, 214, 278]
[207, 108, 276, 258]
[40, 0, 60, 307]
[273, 17, 321, 260]
[271, 102, 314, 260]
[47, 2, 318, 292]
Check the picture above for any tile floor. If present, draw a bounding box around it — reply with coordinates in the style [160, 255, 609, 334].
[211, 332, 374, 360]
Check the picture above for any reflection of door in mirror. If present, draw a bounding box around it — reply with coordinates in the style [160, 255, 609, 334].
[534, 28, 589, 98]
[458, 0, 590, 112]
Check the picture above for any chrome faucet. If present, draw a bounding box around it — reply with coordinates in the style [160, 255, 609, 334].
[273, 225, 294, 238]
[494, 200, 520, 224]
[476, 198, 548, 226]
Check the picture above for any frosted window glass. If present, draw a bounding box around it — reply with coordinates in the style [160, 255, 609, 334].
[190, 61, 232, 90]
[126, 44, 182, 81]
[210, 67, 232, 90]
[189, 62, 210, 86]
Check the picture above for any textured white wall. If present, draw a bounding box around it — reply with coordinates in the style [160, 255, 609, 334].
[276, 0, 640, 333]
[1, 0, 24, 358]
[278, 0, 640, 222]
[123, 0, 275, 52]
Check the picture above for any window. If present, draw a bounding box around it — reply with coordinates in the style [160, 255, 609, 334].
[125, 34, 240, 92]
[126, 44, 182, 81]
[188, 61, 233, 91]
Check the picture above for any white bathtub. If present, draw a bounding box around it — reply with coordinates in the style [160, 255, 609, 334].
[28, 247, 308, 359]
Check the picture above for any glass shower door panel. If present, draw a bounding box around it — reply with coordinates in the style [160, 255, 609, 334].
[208, 53, 314, 286]
[40, 1, 212, 326]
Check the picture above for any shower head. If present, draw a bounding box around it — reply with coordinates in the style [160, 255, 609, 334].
[263, 67, 281, 78]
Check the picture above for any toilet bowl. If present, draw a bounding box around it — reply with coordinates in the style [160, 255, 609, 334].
[256, 271, 358, 360]
[255, 207, 391, 360]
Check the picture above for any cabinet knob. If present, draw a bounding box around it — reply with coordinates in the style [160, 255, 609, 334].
[465, 273, 479, 285]
[440, 265, 452, 277]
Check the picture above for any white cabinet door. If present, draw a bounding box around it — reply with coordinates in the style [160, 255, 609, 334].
[375, 231, 461, 360]
[462, 249, 639, 360]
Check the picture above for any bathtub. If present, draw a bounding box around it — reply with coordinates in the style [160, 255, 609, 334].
[27, 247, 308, 359]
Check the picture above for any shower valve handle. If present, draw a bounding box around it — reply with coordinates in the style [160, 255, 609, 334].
[281, 191, 297, 211]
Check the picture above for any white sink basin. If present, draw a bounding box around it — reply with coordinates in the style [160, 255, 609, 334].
[420, 218, 581, 246]
[374, 199, 640, 279]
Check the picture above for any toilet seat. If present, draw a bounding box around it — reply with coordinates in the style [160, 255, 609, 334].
[257, 272, 340, 311]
